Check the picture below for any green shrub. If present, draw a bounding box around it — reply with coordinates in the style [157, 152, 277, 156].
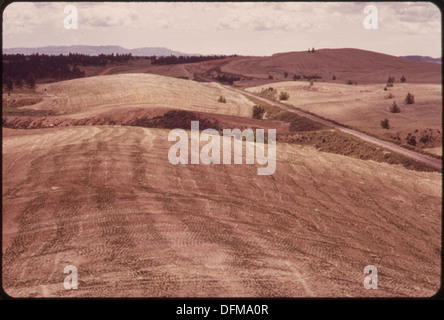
[380, 118, 390, 129]
[252, 105, 265, 119]
[404, 92, 415, 104]
[400, 75, 406, 83]
[279, 91, 290, 100]
[390, 101, 401, 113]
[218, 96, 226, 103]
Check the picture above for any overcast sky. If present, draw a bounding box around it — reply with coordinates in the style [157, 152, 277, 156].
[2, 1, 441, 57]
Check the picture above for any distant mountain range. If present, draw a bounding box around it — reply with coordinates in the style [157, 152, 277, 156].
[2, 45, 199, 56]
[400, 55, 441, 64]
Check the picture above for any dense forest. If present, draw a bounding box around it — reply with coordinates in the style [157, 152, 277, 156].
[2, 53, 134, 92]
[150, 54, 236, 65]
[2, 53, 237, 94]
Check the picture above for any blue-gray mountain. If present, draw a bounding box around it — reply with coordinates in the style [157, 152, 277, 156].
[400, 55, 441, 64]
[2, 45, 200, 56]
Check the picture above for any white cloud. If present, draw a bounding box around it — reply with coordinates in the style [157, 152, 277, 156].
[2, 2, 441, 57]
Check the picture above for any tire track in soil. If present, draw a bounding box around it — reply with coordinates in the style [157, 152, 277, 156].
[123, 127, 195, 296]
[151, 159, 295, 297]
[72, 127, 146, 296]
[3, 150, 53, 290]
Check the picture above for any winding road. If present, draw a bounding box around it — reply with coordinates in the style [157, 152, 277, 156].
[234, 88, 442, 170]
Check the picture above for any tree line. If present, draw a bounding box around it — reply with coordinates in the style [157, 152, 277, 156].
[2, 53, 134, 92]
[150, 54, 236, 65]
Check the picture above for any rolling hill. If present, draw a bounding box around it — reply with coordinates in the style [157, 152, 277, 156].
[2, 49, 442, 298]
[3, 125, 441, 297]
[221, 48, 442, 84]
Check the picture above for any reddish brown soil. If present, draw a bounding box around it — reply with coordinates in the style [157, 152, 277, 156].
[2, 108, 290, 134]
[3, 126, 441, 297]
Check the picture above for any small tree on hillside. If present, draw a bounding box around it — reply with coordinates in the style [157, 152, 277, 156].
[252, 105, 265, 119]
[390, 101, 401, 113]
[387, 76, 395, 83]
[5, 77, 13, 96]
[218, 96, 226, 103]
[380, 118, 390, 129]
[279, 91, 290, 100]
[400, 75, 407, 83]
[404, 92, 415, 104]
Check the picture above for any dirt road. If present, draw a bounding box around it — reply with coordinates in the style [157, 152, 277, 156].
[235, 89, 442, 170]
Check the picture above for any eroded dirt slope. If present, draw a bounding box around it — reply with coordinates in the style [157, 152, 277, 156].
[3, 126, 441, 297]
[26, 74, 254, 119]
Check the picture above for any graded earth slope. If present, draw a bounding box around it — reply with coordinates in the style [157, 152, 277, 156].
[3, 126, 441, 297]
[27, 73, 254, 119]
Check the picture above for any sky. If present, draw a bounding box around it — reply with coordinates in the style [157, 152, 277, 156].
[2, 1, 442, 57]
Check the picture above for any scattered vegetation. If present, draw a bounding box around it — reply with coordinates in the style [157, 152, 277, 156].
[214, 74, 240, 85]
[346, 80, 354, 85]
[390, 101, 401, 113]
[386, 82, 394, 88]
[293, 75, 301, 80]
[385, 93, 395, 99]
[279, 91, 290, 101]
[217, 96, 226, 103]
[284, 72, 288, 78]
[406, 133, 417, 146]
[268, 75, 274, 80]
[332, 75, 336, 80]
[252, 105, 265, 119]
[380, 118, 390, 129]
[400, 75, 407, 83]
[387, 76, 395, 83]
[303, 74, 322, 80]
[246, 96, 438, 172]
[404, 92, 415, 104]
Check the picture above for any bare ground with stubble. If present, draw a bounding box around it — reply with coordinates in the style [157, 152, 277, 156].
[2, 126, 441, 297]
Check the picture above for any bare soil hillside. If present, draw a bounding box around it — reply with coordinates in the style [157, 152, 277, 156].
[27, 74, 254, 119]
[222, 49, 441, 85]
[3, 126, 441, 297]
